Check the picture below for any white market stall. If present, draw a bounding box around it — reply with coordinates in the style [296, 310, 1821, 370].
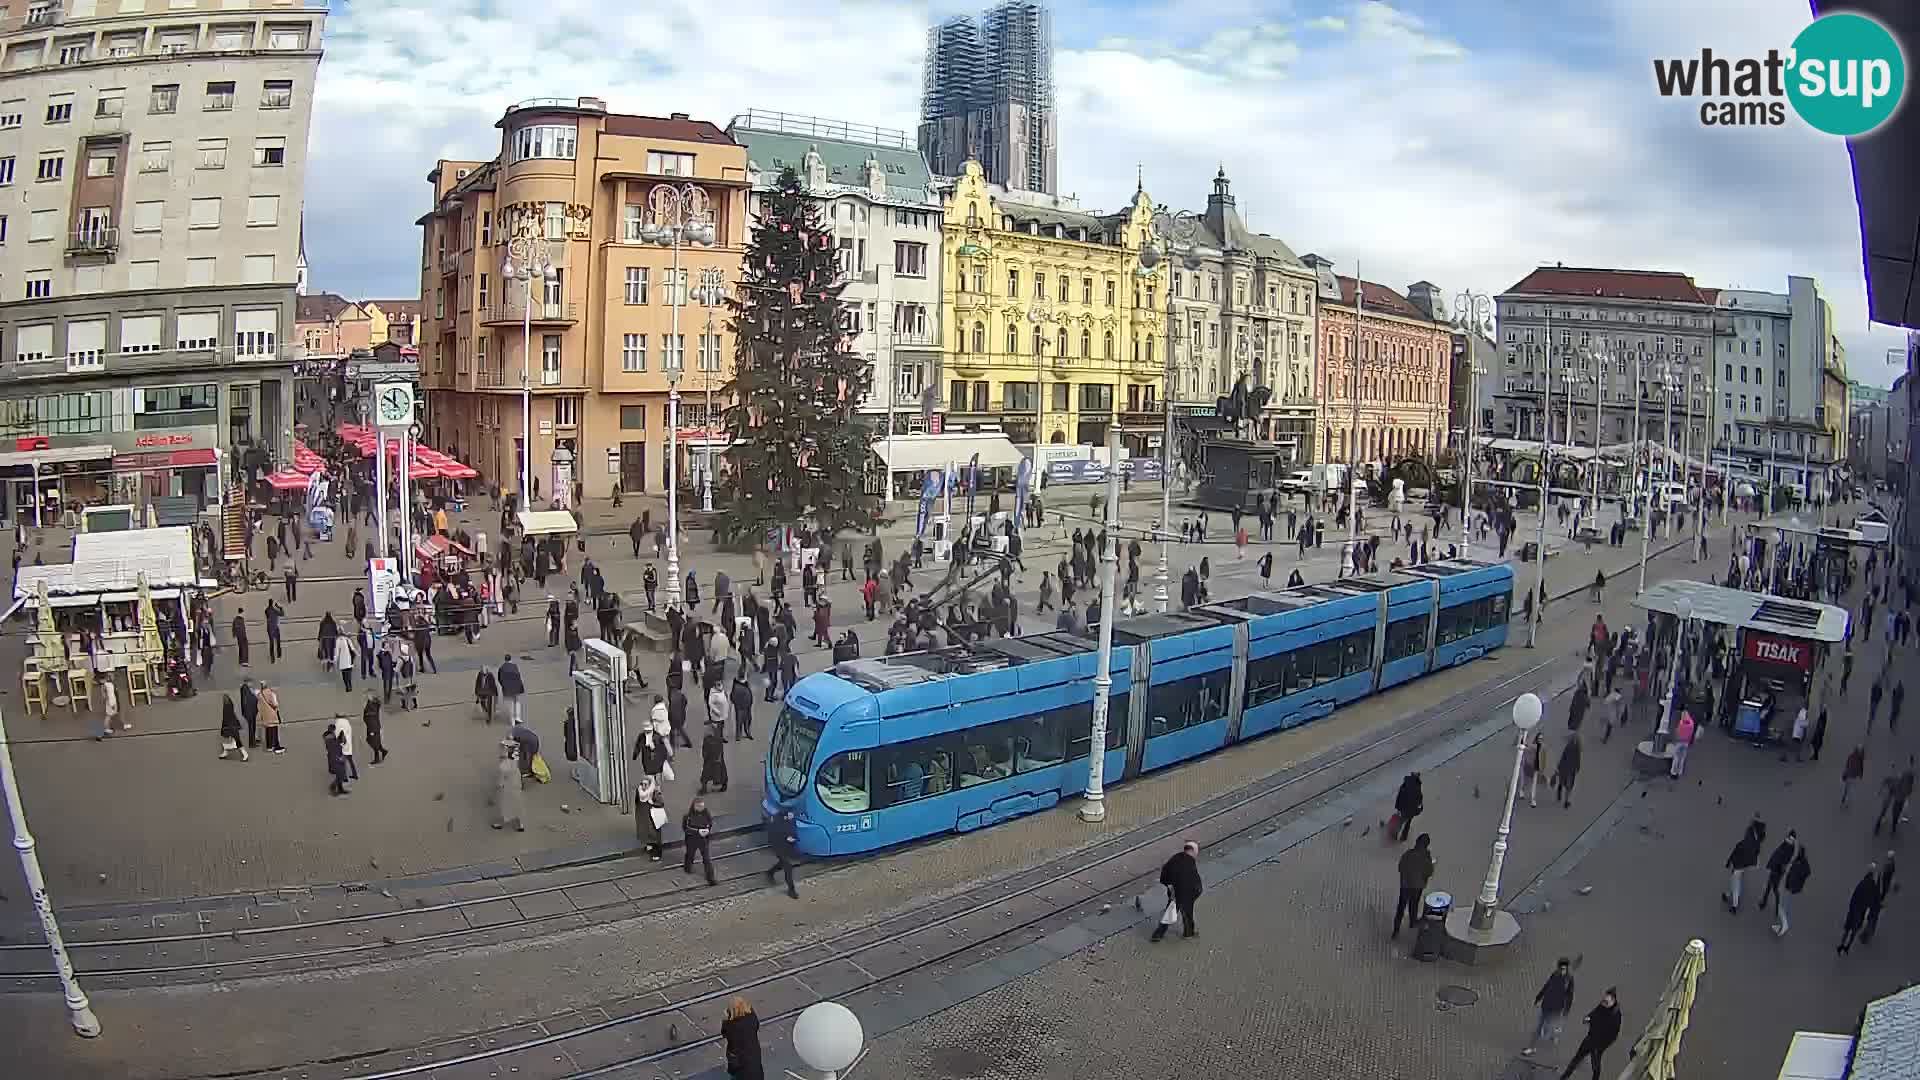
[9, 526, 207, 682]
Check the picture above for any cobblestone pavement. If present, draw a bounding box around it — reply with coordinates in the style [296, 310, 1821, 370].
[0, 486, 1773, 910]
[836, 525, 1920, 1080]
[0, 512, 1737, 1080]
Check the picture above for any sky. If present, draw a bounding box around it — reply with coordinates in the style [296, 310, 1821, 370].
[307, 0, 1911, 388]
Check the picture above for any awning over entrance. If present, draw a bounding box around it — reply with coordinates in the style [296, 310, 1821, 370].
[0, 444, 115, 468]
[516, 509, 578, 536]
[872, 433, 1024, 472]
[1633, 579, 1849, 642]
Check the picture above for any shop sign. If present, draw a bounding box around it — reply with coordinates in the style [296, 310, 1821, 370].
[1744, 631, 1813, 671]
[135, 433, 195, 448]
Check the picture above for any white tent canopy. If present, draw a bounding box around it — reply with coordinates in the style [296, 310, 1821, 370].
[873, 433, 1025, 472]
[12, 525, 202, 602]
[517, 510, 579, 536]
[1633, 579, 1849, 642]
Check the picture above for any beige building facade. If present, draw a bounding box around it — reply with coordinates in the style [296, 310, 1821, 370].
[418, 98, 748, 501]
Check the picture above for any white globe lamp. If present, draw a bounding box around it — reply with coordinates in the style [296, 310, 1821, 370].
[1512, 692, 1542, 731]
[792, 1001, 864, 1079]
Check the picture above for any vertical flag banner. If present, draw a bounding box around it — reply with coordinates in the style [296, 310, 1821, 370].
[916, 469, 941, 537]
[965, 452, 981, 515]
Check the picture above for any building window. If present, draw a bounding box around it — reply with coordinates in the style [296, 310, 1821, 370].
[1007, 269, 1019, 298]
[543, 202, 565, 242]
[245, 195, 278, 226]
[971, 323, 985, 353]
[511, 124, 577, 162]
[0, 157, 12, 186]
[554, 396, 579, 428]
[620, 405, 646, 429]
[267, 27, 308, 51]
[540, 334, 561, 385]
[1103, 331, 1114, 359]
[45, 95, 72, 123]
[624, 267, 649, 305]
[646, 151, 694, 176]
[85, 152, 114, 178]
[204, 81, 235, 111]
[698, 332, 721, 371]
[150, 84, 179, 114]
[664, 334, 685, 371]
[253, 136, 286, 167]
[197, 137, 227, 169]
[139, 141, 171, 173]
[894, 241, 927, 277]
[35, 154, 63, 182]
[1006, 324, 1018, 355]
[622, 333, 646, 371]
[1106, 279, 1116, 307]
[96, 91, 123, 119]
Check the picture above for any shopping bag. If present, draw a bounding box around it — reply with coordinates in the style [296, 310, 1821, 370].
[1385, 812, 1402, 844]
[649, 806, 669, 829]
[1158, 899, 1180, 927]
[661, 759, 677, 783]
[529, 753, 552, 783]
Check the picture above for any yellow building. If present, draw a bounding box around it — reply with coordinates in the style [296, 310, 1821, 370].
[939, 161, 1160, 446]
[417, 97, 747, 501]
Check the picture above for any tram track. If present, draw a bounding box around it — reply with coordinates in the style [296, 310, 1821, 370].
[203, 648, 1577, 1080]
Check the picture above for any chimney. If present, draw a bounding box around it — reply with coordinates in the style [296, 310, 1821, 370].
[670, 112, 690, 120]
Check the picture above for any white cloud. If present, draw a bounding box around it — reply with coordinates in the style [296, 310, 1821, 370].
[1305, 15, 1348, 32]
[305, 0, 1906, 385]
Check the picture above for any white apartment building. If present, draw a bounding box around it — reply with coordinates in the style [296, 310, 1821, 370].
[0, 0, 321, 523]
[725, 110, 944, 447]
[1711, 275, 1849, 496]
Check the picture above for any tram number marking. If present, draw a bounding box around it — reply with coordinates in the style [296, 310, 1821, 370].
[836, 816, 875, 834]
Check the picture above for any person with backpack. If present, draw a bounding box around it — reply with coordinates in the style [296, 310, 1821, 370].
[1774, 844, 1813, 937]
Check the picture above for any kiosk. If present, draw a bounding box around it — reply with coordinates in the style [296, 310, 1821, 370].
[571, 638, 631, 809]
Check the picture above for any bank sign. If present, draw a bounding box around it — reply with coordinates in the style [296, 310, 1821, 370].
[1743, 631, 1813, 671]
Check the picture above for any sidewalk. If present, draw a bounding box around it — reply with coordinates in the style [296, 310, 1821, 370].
[0, 496, 1780, 913]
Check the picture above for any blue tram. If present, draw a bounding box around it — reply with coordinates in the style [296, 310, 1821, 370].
[762, 559, 1514, 856]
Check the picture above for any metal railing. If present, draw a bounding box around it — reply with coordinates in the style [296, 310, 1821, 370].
[481, 299, 578, 325]
[66, 226, 117, 254]
[728, 109, 909, 149]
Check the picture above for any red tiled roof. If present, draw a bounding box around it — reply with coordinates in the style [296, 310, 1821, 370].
[1699, 287, 1721, 304]
[364, 299, 422, 318]
[1502, 266, 1711, 305]
[603, 113, 733, 145]
[295, 293, 359, 323]
[1331, 276, 1434, 322]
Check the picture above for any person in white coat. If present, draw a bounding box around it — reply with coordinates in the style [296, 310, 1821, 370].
[707, 683, 730, 732]
[331, 713, 358, 780]
[332, 633, 356, 692]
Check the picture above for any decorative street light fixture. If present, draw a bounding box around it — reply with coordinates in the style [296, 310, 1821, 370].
[1470, 691, 1543, 933]
[501, 216, 559, 507]
[638, 182, 715, 612]
[694, 266, 726, 514]
[1137, 207, 1202, 614]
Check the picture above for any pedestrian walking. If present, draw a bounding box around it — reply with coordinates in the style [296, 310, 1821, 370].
[1391, 833, 1435, 938]
[332, 713, 358, 780]
[1150, 840, 1203, 942]
[218, 695, 249, 761]
[1552, 735, 1582, 808]
[232, 610, 249, 667]
[682, 796, 718, 885]
[1522, 958, 1576, 1056]
[333, 632, 355, 691]
[1391, 772, 1423, 842]
[730, 673, 755, 740]
[766, 809, 800, 898]
[1669, 708, 1695, 779]
[1809, 706, 1829, 761]
[1776, 849, 1815, 938]
[1521, 731, 1545, 807]
[1723, 817, 1764, 912]
[492, 741, 525, 830]
[98, 675, 120, 739]
[1557, 989, 1622, 1080]
[497, 654, 525, 725]
[1861, 851, 1895, 944]
[1838, 862, 1880, 953]
[722, 998, 765, 1080]
[1843, 746, 1866, 806]
[1760, 830, 1799, 912]
[239, 678, 260, 747]
[324, 726, 350, 795]
[699, 722, 729, 794]
[363, 694, 388, 764]
[260, 684, 283, 752]
[1872, 756, 1915, 837]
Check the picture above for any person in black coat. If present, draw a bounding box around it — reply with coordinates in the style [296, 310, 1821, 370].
[1760, 830, 1799, 911]
[1723, 817, 1764, 912]
[667, 685, 693, 748]
[239, 679, 260, 747]
[766, 811, 800, 899]
[683, 796, 718, 885]
[1151, 841, 1203, 941]
[1393, 772, 1423, 842]
[1838, 862, 1881, 953]
[362, 695, 387, 764]
[1862, 851, 1896, 944]
[721, 998, 764, 1080]
[729, 674, 755, 740]
[699, 723, 729, 794]
[1558, 989, 1622, 1080]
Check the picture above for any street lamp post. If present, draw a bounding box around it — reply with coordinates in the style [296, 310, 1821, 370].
[1, 706, 100, 1037]
[502, 217, 559, 508]
[1083, 423, 1122, 822]
[639, 183, 716, 612]
[1137, 208, 1201, 614]
[1470, 691, 1543, 933]
[1453, 291, 1494, 540]
[696, 267, 726, 514]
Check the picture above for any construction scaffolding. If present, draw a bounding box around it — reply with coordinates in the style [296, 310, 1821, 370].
[919, 2, 1057, 194]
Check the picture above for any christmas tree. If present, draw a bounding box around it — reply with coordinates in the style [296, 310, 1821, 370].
[720, 167, 878, 538]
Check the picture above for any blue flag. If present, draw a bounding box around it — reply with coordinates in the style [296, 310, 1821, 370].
[916, 470, 941, 537]
[1013, 457, 1033, 531]
[965, 452, 981, 515]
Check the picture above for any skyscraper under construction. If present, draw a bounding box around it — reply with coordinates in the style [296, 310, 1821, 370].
[919, 1, 1057, 194]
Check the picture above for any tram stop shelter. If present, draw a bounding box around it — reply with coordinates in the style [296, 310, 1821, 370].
[1634, 580, 1848, 745]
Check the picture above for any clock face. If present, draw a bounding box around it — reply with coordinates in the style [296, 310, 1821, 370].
[376, 384, 413, 425]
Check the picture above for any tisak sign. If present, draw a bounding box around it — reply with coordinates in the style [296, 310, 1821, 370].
[1743, 631, 1813, 672]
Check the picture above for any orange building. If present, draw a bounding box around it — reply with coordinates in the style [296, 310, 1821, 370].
[416, 97, 748, 500]
[1303, 257, 1454, 463]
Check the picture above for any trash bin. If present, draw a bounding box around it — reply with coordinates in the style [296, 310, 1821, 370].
[1412, 890, 1452, 962]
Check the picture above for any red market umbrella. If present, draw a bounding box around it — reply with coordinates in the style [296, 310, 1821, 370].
[264, 469, 311, 491]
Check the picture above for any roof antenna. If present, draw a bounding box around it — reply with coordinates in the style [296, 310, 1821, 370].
[1135, 162, 1143, 196]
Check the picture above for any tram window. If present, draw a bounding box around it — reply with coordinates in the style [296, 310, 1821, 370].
[1310, 640, 1343, 685]
[1064, 695, 1130, 758]
[1343, 630, 1374, 676]
[769, 708, 825, 799]
[1282, 648, 1312, 694]
[1013, 712, 1066, 773]
[1437, 605, 1468, 645]
[1385, 617, 1428, 661]
[1492, 591, 1511, 623]
[959, 720, 1018, 787]
[1245, 651, 1293, 708]
[875, 737, 953, 808]
[815, 751, 871, 814]
[1148, 669, 1231, 737]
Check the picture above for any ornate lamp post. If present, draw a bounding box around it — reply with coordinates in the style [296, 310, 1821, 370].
[1453, 291, 1494, 537]
[1136, 208, 1201, 613]
[502, 217, 559, 506]
[638, 183, 715, 611]
[1470, 691, 1543, 932]
[694, 267, 726, 513]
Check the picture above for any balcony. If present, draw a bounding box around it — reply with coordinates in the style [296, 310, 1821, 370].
[481, 299, 578, 327]
[66, 225, 117, 257]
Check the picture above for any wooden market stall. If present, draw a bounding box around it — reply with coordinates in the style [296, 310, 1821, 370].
[10, 526, 205, 714]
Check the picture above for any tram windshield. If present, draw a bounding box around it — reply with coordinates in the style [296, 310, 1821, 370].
[768, 707, 825, 799]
